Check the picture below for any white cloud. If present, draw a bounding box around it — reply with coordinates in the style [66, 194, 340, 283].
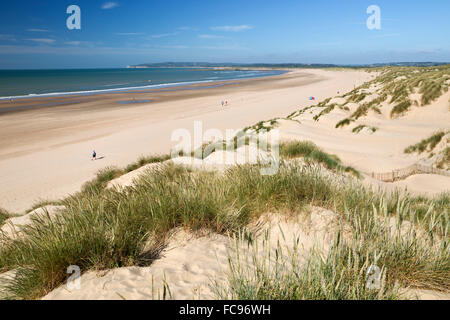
[27, 28, 49, 32]
[150, 32, 178, 38]
[101, 2, 119, 10]
[211, 25, 253, 32]
[198, 34, 224, 39]
[0, 44, 188, 55]
[65, 41, 82, 46]
[64, 41, 93, 47]
[25, 38, 55, 44]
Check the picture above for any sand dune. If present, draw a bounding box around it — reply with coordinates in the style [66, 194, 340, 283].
[1, 205, 65, 239]
[0, 68, 448, 301]
[42, 207, 342, 300]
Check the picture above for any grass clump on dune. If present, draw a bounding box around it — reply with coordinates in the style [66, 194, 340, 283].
[280, 141, 360, 177]
[390, 100, 412, 117]
[347, 92, 367, 103]
[188, 132, 254, 160]
[420, 78, 448, 106]
[288, 65, 449, 124]
[436, 147, 450, 169]
[332, 65, 450, 122]
[216, 197, 449, 300]
[78, 154, 172, 195]
[352, 125, 377, 134]
[244, 119, 279, 134]
[79, 166, 123, 194]
[24, 200, 62, 214]
[287, 106, 315, 119]
[350, 94, 387, 120]
[286, 97, 334, 121]
[124, 154, 171, 173]
[335, 118, 354, 128]
[0, 208, 11, 227]
[0, 161, 448, 299]
[404, 131, 447, 154]
[313, 104, 336, 121]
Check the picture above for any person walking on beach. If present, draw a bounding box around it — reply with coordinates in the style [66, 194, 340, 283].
[221, 100, 224, 108]
[92, 150, 97, 161]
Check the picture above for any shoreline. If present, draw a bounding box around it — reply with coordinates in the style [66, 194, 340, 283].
[0, 68, 372, 212]
[0, 70, 290, 115]
[0, 67, 448, 301]
[0, 69, 287, 102]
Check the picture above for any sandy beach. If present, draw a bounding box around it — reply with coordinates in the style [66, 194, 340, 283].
[2, 0, 450, 306]
[0, 69, 372, 213]
[1, 67, 449, 301]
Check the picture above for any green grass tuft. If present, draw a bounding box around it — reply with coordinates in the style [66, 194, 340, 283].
[391, 100, 412, 117]
[352, 125, 378, 134]
[0, 160, 447, 299]
[437, 146, 450, 169]
[404, 131, 447, 154]
[313, 104, 336, 121]
[335, 118, 354, 128]
[215, 198, 449, 300]
[0, 208, 11, 227]
[124, 155, 171, 173]
[279, 141, 360, 177]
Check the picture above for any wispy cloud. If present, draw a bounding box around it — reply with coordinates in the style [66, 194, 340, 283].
[0, 34, 17, 41]
[115, 32, 144, 36]
[211, 25, 253, 32]
[178, 26, 195, 31]
[0, 44, 165, 56]
[149, 32, 178, 38]
[101, 2, 119, 10]
[27, 28, 49, 32]
[198, 34, 224, 39]
[64, 41, 92, 46]
[25, 38, 55, 44]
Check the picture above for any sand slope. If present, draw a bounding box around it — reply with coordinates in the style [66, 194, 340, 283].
[42, 208, 342, 300]
[1, 205, 65, 239]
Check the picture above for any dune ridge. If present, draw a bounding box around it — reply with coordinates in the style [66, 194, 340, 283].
[0, 66, 449, 300]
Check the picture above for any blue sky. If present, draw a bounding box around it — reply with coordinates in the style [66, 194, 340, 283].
[0, 0, 449, 69]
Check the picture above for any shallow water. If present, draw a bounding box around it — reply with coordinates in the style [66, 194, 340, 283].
[0, 68, 285, 99]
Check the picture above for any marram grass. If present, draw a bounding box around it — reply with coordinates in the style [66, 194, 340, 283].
[0, 209, 10, 228]
[0, 149, 448, 300]
[404, 131, 447, 154]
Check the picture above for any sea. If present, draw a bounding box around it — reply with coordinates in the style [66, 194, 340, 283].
[0, 68, 285, 99]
